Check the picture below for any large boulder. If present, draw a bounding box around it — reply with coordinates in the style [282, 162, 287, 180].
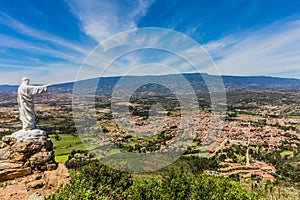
[0, 167, 32, 181]
[29, 151, 54, 166]
[0, 161, 23, 170]
[0, 148, 12, 160]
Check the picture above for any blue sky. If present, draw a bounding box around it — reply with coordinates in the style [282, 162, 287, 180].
[1, 0, 300, 84]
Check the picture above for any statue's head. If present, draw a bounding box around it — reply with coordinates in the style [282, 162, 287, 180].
[22, 77, 30, 85]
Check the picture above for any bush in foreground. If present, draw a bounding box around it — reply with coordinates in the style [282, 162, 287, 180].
[47, 161, 132, 200]
[47, 161, 258, 200]
[124, 169, 256, 200]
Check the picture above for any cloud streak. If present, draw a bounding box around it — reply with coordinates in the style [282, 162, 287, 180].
[0, 11, 91, 84]
[0, 11, 90, 55]
[204, 19, 300, 78]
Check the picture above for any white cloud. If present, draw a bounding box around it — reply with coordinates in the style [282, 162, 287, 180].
[204, 19, 300, 79]
[76, 27, 222, 80]
[67, 0, 154, 43]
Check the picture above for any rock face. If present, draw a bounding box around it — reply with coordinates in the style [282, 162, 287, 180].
[0, 135, 57, 182]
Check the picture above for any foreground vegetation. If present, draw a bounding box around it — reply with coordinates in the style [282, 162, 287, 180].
[47, 161, 258, 200]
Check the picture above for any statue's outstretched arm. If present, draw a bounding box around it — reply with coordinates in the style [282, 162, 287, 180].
[27, 85, 48, 95]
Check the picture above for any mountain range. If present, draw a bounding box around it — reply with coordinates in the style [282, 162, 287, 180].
[1, 73, 299, 94]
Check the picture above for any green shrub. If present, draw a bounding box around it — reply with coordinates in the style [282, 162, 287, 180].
[47, 161, 257, 200]
[124, 178, 166, 200]
[124, 170, 256, 200]
[46, 161, 132, 200]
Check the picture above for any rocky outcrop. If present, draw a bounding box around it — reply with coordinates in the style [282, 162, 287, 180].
[0, 135, 57, 182]
[0, 164, 69, 200]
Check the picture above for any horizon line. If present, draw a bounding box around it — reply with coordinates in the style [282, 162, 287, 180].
[1, 72, 300, 86]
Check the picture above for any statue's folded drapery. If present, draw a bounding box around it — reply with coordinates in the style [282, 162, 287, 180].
[18, 81, 48, 130]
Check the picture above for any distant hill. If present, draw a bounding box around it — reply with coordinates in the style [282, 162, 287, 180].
[1, 73, 299, 94]
[0, 85, 19, 93]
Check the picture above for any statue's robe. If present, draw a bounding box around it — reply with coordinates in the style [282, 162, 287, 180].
[17, 84, 48, 130]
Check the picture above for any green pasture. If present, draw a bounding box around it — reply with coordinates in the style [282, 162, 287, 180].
[50, 134, 87, 163]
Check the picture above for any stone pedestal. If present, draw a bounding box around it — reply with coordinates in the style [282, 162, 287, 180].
[11, 129, 47, 141]
[0, 133, 57, 182]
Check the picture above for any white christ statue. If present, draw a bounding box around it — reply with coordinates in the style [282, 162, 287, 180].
[17, 77, 50, 130]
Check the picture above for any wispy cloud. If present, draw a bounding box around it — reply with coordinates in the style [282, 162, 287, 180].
[75, 27, 217, 81]
[204, 19, 300, 78]
[0, 11, 90, 55]
[67, 0, 154, 43]
[0, 34, 84, 64]
[0, 62, 79, 85]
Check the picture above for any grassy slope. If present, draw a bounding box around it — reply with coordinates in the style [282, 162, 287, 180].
[50, 134, 87, 163]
